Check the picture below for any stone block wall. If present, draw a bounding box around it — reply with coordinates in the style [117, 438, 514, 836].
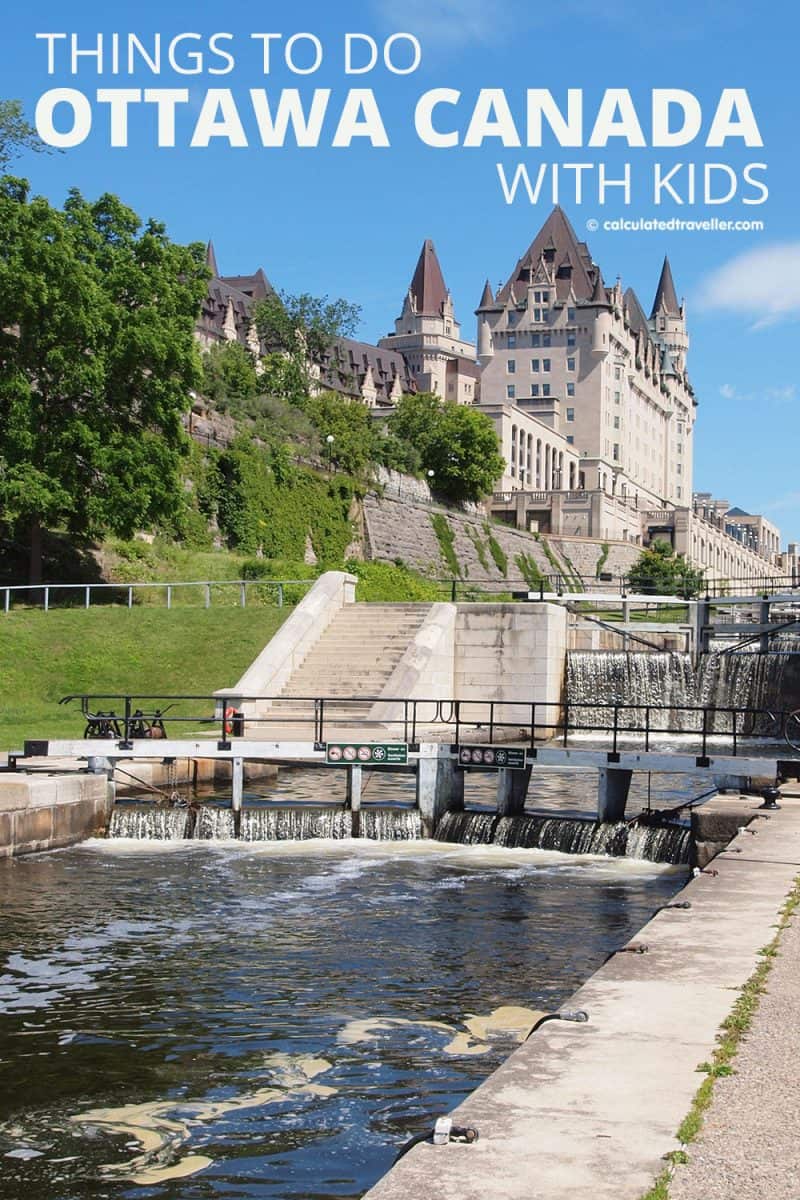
[453, 603, 567, 728]
[0, 773, 113, 858]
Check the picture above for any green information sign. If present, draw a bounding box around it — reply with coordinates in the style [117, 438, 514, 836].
[456, 745, 527, 770]
[325, 742, 408, 766]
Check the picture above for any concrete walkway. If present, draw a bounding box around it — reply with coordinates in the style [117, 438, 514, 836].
[670, 846, 800, 1200]
[363, 796, 800, 1200]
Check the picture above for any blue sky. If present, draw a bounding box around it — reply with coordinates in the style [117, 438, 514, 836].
[4, 0, 800, 543]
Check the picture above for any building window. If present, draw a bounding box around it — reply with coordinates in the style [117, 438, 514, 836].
[613, 443, 620, 461]
[613, 415, 620, 429]
[566, 407, 575, 421]
[533, 308, 541, 322]
[531, 359, 539, 372]
[507, 385, 516, 400]
[677, 463, 682, 474]
[567, 357, 575, 371]
[566, 435, 574, 445]
[614, 391, 621, 404]
[543, 335, 551, 347]
[567, 307, 576, 321]
[567, 332, 576, 347]
[677, 486, 682, 498]
[567, 383, 575, 398]
[542, 384, 551, 397]
[532, 334, 541, 347]
[508, 312, 516, 326]
[614, 366, 621, 380]
[543, 359, 551, 372]
[507, 359, 516, 374]
[508, 333, 517, 349]
[531, 385, 540, 397]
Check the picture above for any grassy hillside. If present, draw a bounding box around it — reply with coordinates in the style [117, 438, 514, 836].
[0, 608, 286, 750]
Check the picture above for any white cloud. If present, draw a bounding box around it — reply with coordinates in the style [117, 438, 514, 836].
[717, 382, 796, 404]
[371, 0, 497, 48]
[695, 243, 800, 329]
[764, 490, 800, 514]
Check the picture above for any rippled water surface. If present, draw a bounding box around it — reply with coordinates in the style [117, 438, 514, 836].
[0, 810, 686, 1198]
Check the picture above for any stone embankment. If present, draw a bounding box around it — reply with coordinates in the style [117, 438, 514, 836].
[363, 493, 640, 587]
[0, 771, 112, 857]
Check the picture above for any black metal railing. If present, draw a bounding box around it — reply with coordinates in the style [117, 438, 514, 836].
[50, 692, 799, 761]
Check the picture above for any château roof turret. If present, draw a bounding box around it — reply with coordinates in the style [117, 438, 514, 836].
[650, 256, 681, 317]
[477, 279, 494, 309]
[496, 206, 597, 305]
[206, 241, 219, 277]
[590, 265, 609, 306]
[408, 239, 449, 316]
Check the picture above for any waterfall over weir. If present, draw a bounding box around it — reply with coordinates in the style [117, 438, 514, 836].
[108, 805, 421, 842]
[436, 812, 691, 865]
[567, 651, 788, 735]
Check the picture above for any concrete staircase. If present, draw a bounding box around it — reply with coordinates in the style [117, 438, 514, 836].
[275, 603, 433, 724]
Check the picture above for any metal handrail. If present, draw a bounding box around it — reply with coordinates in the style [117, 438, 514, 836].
[53, 692, 792, 759]
[0, 578, 314, 613]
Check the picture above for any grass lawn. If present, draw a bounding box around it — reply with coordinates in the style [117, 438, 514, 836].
[0, 607, 286, 750]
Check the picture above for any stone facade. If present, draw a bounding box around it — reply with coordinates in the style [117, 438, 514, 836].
[379, 239, 480, 405]
[477, 206, 694, 511]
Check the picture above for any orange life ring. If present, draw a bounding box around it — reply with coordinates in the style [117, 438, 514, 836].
[224, 706, 236, 735]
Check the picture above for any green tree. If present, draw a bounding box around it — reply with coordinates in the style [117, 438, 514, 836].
[0, 179, 208, 582]
[201, 341, 259, 415]
[254, 290, 361, 403]
[0, 100, 48, 172]
[390, 393, 505, 503]
[626, 540, 705, 597]
[303, 390, 379, 478]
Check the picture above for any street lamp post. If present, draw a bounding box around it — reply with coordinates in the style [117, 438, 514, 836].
[326, 434, 334, 473]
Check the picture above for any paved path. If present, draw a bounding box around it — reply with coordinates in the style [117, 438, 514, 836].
[670, 885, 800, 1200]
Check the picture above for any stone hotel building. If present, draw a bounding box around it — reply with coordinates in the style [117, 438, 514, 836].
[198, 211, 786, 584]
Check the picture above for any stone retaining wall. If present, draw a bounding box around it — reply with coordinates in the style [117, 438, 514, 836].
[0, 773, 113, 858]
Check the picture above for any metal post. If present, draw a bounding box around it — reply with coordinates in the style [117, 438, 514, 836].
[166, 585, 172, 611]
[240, 583, 246, 608]
[347, 765, 362, 838]
[44, 587, 49, 612]
[277, 584, 283, 608]
[451, 579, 457, 602]
[612, 706, 619, 754]
[3, 589, 9, 614]
[563, 702, 569, 746]
[124, 696, 132, 743]
[231, 757, 244, 813]
[83, 585, 90, 609]
[127, 586, 133, 609]
[205, 584, 211, 609]
[645, 706, 650, 752]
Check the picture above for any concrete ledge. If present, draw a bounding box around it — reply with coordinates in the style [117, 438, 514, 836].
[0, 773, 113, 857]
[369, 604, 457, 725]
[363, 798, 800, 1200]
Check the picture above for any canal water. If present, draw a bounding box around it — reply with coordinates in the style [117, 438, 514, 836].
[0, 770, 688, 1199]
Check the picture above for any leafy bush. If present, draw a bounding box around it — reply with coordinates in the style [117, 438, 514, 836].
[515, 551, 543, 589]
[431, 513, 461, 578]
[348, 560, 445, 602]
[485, 523, 508, 576]
[627, 540, 705, 598]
